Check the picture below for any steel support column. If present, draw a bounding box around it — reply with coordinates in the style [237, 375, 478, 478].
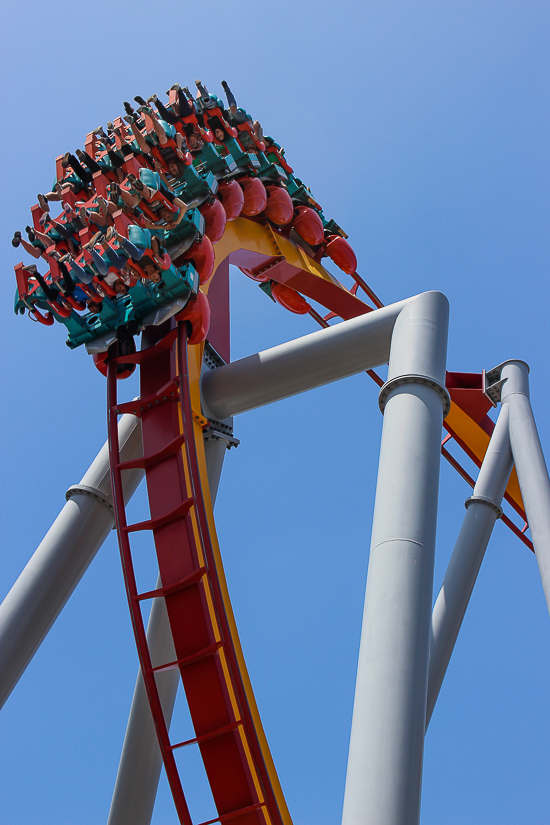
[427, 404, 513, 727]
[501, 361, 550, 614]
[107, 436, 229, 825]
[342, 291, 449, 825]
[0, 414, 143, 709]
[201, 297, 413, 420]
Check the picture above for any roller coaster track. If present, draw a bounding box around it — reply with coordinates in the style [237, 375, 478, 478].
[108, 317, 292, 825]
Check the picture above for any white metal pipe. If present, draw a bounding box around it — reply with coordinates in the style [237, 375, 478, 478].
[0, 414, 143, 709]
[501, 360, 550, 614]
[426, 405, 513, 728]
[342, 291, 449, 825]
[107, 436, 229, 825]
[201, 296, 414, 421]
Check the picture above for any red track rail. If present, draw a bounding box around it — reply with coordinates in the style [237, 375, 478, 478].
[107, 321, 284, 825]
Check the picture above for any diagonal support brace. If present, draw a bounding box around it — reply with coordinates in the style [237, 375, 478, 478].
[500, 361, 550, 615]
[427, 404, 514, 728]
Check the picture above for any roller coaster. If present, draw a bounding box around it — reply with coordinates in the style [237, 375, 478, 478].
[2, 80, 549, 825]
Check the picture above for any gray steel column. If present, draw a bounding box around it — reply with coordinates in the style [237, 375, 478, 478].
[107, 435, 229, 825]
[0, 414, 143, 709]
[107, 591, 178, 825]
[501, 360, 550, 614]
[342, 291, 449, 825]
[201, 296, 413, 420]
[427, 405, 513, 727]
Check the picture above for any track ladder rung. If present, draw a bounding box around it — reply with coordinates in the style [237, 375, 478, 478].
[118, 434, 186, 471]
[150, 641, 223, 674]
[170, 720, 243, 751]
[197, 802, 267, 825]
[113, 378, 179, 417]
[135, 566, 208, 602]
[124, 497, 194, 533]
[112, 327, 178, 366]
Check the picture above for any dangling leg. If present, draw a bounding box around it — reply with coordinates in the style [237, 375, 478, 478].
[221, 80, 237, 109]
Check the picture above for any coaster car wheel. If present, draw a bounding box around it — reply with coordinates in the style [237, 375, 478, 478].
[240, 267, 271, 283]
[217, 180, 244, 221]
[292, 205, 324, 246]
[93, 350, 109, 377]
[264, 185, 294, 226]
[324, 234, 358, 275]
[94, 347, 135, 381]
[238, 177, 267, 216]
[271, 281, 311, 315]
[199, 197, 227, 243]
[175, 290, 211, 345]
[180, 236, 215, 286]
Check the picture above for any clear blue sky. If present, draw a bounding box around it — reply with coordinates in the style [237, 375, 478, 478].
[1, 1, 549, 823]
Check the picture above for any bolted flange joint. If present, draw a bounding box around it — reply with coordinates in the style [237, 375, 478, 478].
[378, 374, 451, 417]
[66, 484, 115, 515]
[464, 494, 503, 519]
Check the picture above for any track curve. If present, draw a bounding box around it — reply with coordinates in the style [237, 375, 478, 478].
[108, 318, 294, 825]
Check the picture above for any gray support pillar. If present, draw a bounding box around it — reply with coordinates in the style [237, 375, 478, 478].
[0, 414, 143, 710]
[342, 292, 449, 825]
[107, 435, 229, 825]
[107, 593, 178, 825]
[426, 405, 513, 727]
[201, 297, 413, 420]
[501, 360, 550, 614]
